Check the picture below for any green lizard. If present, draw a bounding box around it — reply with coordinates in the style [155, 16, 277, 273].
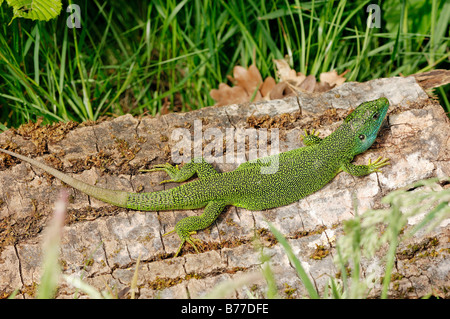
[0, 97, 390, 256]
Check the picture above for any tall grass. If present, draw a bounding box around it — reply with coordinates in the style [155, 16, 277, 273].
[265, 177, 450, 299]
[0, 0, 449, 129]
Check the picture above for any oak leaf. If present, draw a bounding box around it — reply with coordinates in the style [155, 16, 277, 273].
[274, 59, 306, 87]
[210, 64, 273, 106]
[210, 61, 347, 106]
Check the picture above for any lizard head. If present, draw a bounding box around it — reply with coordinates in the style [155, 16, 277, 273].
[343, 97, 389, 156]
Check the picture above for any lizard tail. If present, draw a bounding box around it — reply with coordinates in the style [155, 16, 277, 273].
[0, 148, 129, 208]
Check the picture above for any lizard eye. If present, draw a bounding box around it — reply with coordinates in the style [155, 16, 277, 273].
[372, 112, 379, 119]
[359, 134, 366, 140]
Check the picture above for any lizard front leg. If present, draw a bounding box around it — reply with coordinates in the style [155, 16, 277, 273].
[301, 129, 322, 146]
[342, 156, 390, 176]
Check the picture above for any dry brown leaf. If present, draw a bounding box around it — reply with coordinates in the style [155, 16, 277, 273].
[315, 81, 333, 93]
[234, 64, 263, 96]
[210, 61, 347, 106]
[273, 59, 306, 86]
[268, 82, 294, 100]
[298, 74, 316, 93]
[273, 59, 347, 94]
[320, 70, 346, 87]
[210, 64, 266, 106]
[210, 83, 249, 106]
[260, 76, 276, 98]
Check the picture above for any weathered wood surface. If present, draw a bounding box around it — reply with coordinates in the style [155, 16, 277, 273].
[0, 76, 449, 298]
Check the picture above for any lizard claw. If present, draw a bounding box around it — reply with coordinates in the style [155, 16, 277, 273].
[140, 163, 182, 183]
[140, 163, 178, 173]
[301, 129, 322, 146]
[368, 156, 390, 173]
[301, 129, 319, 139]
[163, 228, 201, 257]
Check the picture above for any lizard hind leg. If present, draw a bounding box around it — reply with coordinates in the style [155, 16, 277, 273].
[140, 157, 219, 184]
[164, 200, 227, 257]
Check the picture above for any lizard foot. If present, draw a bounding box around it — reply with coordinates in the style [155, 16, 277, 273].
[367, 156, 390, 173]
[301, 128, 320, 138]
[163, 228, 202, 257]
[300, 129, 322, 146]
[140, 163, 181, 184]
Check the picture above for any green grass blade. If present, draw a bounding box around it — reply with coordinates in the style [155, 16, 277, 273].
[267, 222, 319, 299]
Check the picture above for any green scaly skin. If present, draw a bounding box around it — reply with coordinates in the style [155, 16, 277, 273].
[0, 98, 390, 257]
